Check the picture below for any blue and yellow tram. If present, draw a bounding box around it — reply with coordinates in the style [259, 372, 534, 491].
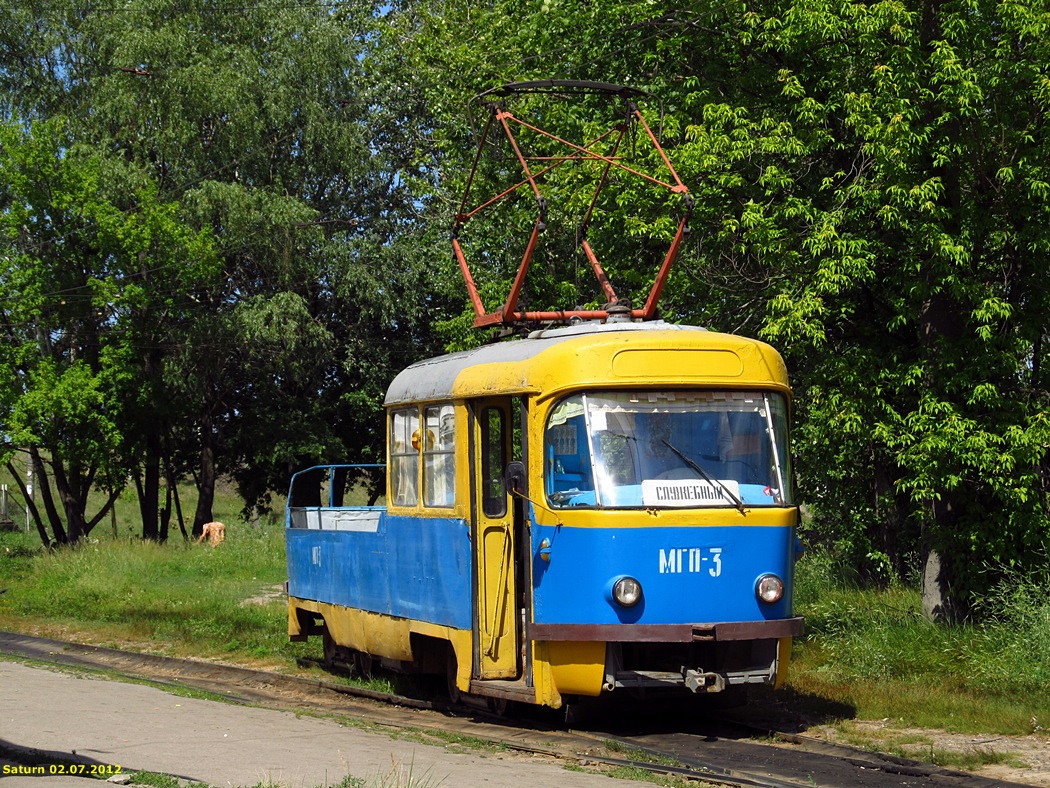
[285, 318, 802, 709]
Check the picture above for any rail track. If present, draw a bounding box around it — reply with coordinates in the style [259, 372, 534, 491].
[0, 631, 1031, 788]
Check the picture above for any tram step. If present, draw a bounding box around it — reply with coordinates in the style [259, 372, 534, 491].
[468, 677, 536, 703]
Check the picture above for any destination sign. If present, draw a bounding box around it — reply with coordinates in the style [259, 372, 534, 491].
[641, 478, 741, 507]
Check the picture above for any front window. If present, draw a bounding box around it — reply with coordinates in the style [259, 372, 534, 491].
[544, 390, 793, 509]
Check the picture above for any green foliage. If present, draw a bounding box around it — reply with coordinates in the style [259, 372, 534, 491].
[1, 1, 461, 538]
[382, 0, 1050, 604]
[792, 551, 1050, 731]
[2, 0, 1049, 608]
[744, 0, 1050, 603]
[0, 117, 221, 541]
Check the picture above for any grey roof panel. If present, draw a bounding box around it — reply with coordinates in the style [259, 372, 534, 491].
[383, 321, 708, 405]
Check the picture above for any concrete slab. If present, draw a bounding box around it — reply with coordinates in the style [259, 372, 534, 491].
[0, 661, 636, 788]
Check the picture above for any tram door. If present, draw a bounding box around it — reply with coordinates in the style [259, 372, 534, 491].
[470, 399, 519, 679]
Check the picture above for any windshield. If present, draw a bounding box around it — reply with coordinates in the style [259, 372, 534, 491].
[544, 390, 792, 509]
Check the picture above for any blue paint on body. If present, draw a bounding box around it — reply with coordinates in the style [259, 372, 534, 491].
[286, 505, 794, 634]
[531, 517, 796, 625]
[286, 513, 473, 630]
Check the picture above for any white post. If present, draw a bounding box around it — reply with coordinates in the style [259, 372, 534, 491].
[25, 454, 33, 533]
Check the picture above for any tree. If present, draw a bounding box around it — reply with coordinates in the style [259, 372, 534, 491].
[385, 0, 1050, 613]
[1, 1, 459, 536]
[0, 118, 219, 544]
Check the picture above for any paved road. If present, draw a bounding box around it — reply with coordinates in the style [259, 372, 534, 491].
[0, 660, 638, 788]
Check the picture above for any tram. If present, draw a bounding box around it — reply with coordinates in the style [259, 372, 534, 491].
[284, 81, 802, 710]
[285, 316, 802, 708]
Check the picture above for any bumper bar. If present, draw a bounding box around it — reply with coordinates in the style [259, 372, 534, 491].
[530, 616, 804, 642]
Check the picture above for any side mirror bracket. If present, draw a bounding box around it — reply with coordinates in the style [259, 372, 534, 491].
[504, 461, 527, 497]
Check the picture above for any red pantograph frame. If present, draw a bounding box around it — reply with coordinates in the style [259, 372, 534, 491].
[452, 81, 692, 328]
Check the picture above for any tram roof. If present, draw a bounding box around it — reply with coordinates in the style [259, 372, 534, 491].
[384, 320, 789, 406]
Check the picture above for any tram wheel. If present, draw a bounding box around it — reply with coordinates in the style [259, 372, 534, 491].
[321, 626, 338, 668]
[352, 650, 374, 680]
[446, 646, 462, 704]
[486, 696, 510, 717]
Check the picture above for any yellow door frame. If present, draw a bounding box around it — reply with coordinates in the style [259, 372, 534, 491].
[469, 398, 520, 679]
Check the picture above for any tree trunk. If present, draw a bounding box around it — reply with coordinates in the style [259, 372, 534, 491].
[921, 499, 963, 623]
[51, 457, 87, 543]
[192, 415, 218, 538]
[332, 466, 349, 506]
[6, 459, 51, 547]
[139, 348, 164, 540]
[160, 481, 171, 542]
[84, 490, 121, 536]
[139, 429, 161, 540]
[916, 0, 968, 608]
[164, 455, 189, 541]
[30, 447, 67, 544]
[922, 544, 963, 624]
[916, 292, 967, 623]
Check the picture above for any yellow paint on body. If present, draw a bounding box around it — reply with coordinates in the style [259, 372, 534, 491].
[775, 636, 792, 689]
[611, 347, 744, 378]
[530, 505, 797, 531]
[546, 641, 607, 697]
[288, 597, 470, 666]
[439, 327, 788, 407]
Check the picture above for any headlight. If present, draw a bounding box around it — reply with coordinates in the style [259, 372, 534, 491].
[612, 576, 643, 607]
[755, 574, 784, 604]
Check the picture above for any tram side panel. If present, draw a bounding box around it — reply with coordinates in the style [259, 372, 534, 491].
[286, 508, 473, 661]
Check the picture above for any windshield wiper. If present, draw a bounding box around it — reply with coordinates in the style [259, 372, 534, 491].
[660, 439, 746, 514]
[550, 489, 588, 504]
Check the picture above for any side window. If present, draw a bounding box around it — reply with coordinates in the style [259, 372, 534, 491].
[544, 395, 593, 506]
[390, 408, 420, 506]
[480, 406, 506, 517]
[423, 404, 456, 507]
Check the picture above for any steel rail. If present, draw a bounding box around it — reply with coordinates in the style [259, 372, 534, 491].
[0, 631, 1031, 788]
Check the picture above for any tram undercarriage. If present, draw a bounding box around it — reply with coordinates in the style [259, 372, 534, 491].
[602, 639, 782, 696]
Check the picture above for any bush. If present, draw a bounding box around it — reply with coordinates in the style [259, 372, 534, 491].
[793, 550, 1050, 694]
[969, 571, 1050, 694]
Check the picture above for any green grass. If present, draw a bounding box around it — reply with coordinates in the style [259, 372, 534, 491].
[787, 551, 1050, 735]
[0, 516, 315, 667]
[565, 762, 704, 788]
[863, 734, 1020, 770]
[601, 739, 681, 768]
[2, 478, 1050, 741]
[128, 772, 185, 788]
